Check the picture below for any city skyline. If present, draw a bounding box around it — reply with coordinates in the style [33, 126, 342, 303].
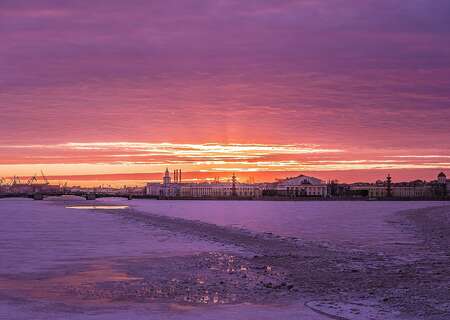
[2, 168, 449, 189]
[1, 1, 450, 182]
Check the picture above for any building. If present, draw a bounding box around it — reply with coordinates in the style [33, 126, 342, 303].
[267, 175, 328, 197]
[348, 174, 449, 199]
[146, 169, 262, 199]
[351, 184, 432, 198]
[438, 172, 447, 185]
[163, 168, 171, 185]
[435, 172, 449, 196]
[145, 171, 449, 200]
[179, 182, 261, 198]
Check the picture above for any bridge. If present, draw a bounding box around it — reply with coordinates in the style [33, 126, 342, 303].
[0, 192, 158, 201]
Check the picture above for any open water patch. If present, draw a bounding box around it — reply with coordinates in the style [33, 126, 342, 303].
[65, 205, 129, 210]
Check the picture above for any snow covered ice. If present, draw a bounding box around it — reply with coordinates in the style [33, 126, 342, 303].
[1, 198, 449, 320]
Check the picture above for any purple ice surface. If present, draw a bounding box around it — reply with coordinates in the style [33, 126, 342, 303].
[0, 198, 236, 275]
[1, 198, 432, 320]
[119, 199, 447, 249]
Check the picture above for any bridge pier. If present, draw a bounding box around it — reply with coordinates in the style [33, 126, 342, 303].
[85, 193, 96, 200]
[33, 193, 44, 200]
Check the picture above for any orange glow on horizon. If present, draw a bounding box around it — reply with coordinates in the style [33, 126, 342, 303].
[0, 141, 449, 186]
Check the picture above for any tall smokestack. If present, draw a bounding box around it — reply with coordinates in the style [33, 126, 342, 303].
[179, 169, 181, 183]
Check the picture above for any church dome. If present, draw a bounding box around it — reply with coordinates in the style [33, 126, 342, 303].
[438, 172, 446, 177]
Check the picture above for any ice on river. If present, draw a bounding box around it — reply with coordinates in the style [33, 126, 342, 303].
[117, 199, 448, 249]
[0, 198, 235, 275]
[1, 198, 444, 319]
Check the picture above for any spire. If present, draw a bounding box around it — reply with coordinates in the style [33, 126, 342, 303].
[163, 168, 171, 185]
[386, 174, 392, 197]
[231, 172, 237, 197]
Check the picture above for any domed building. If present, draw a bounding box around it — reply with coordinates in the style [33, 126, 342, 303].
[438, 172, 447, 185]
[273, 174, 328, 197]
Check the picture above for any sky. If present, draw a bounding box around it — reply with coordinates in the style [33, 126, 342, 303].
[1, 0, 450, 185]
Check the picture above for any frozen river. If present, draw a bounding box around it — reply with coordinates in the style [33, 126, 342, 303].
[0, 198, 233, 275]
[0, 198, 447, 319]
[122, 199, 447, 249]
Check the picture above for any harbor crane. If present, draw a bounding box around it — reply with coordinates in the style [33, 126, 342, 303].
[40, 170, 49, 185]
[10, 176, 21, 185]
[27, 174, 38, 185]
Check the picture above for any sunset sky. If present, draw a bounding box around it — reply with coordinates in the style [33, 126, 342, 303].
[1, 0, 450, 185]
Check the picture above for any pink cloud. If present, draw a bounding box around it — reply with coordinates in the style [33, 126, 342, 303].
[1, 0, 449, 180]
